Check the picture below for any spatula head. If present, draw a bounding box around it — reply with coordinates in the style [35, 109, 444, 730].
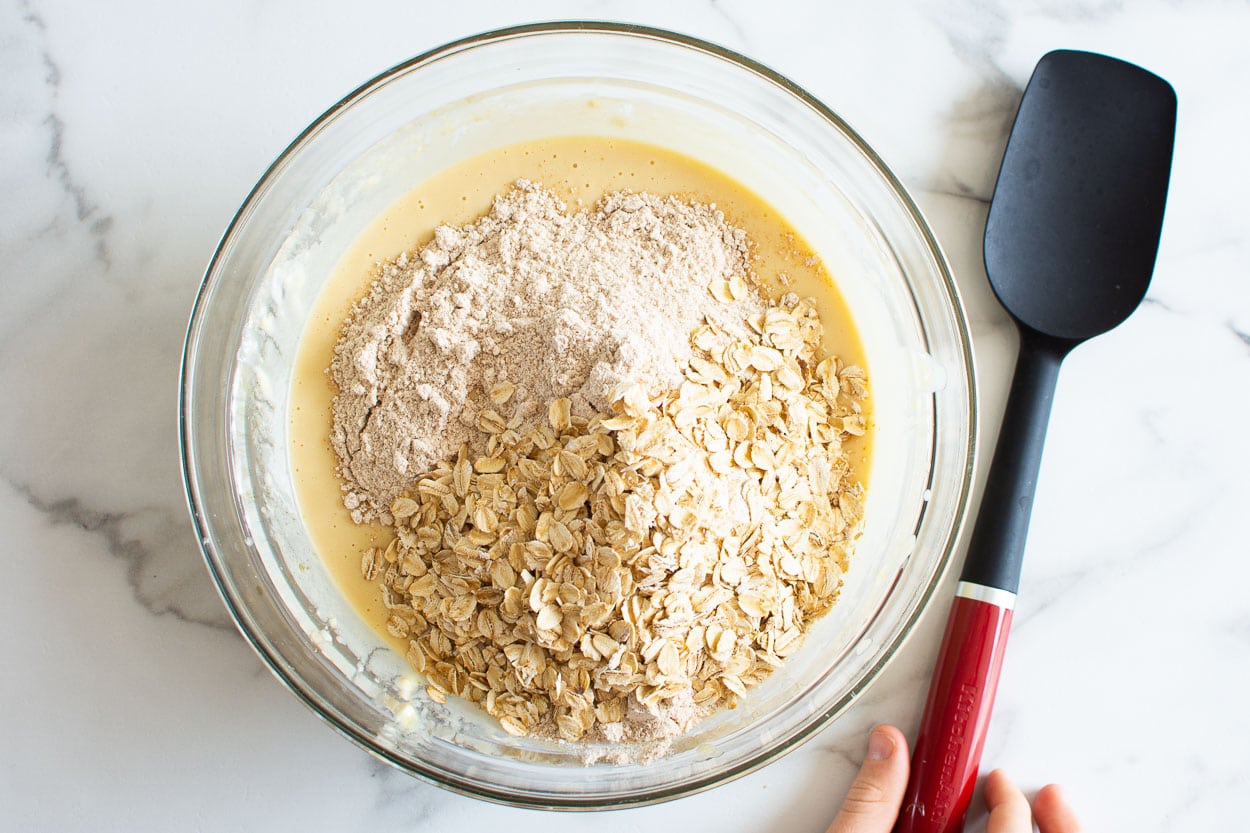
[984, 50, 1177, 343]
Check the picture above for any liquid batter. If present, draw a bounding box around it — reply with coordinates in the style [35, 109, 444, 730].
[289, 136, 872, 652]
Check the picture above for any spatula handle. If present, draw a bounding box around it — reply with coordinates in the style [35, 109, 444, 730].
[891, 584, 1013, 833]
[893, 330, 1066, 833]
[960, 328, 1066, 595]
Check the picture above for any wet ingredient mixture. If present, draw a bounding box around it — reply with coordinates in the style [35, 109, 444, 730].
[289, 137, 872, 756]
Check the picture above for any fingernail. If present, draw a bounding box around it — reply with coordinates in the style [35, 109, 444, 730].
[867, 727, 896, 761]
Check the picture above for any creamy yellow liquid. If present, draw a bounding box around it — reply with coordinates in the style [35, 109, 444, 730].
[289, 136, 872, 651]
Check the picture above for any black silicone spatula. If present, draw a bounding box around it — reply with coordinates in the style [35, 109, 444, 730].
[892, 50, 1176, 833]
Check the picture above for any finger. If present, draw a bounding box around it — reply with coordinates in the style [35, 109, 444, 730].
[1034, 784, 1082, 833]
[984, 769, 1032, 833]
[826, 725, 910, 833]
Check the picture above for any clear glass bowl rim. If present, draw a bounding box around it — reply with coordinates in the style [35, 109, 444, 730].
[179, 20, 978, 810]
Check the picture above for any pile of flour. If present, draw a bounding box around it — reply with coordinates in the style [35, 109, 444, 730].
[330, 180, 763, 521]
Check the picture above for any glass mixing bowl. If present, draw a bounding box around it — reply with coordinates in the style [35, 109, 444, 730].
[180, 22, 976, 809]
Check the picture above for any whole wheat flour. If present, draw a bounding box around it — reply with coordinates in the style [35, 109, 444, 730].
[331, 180, 764, 522]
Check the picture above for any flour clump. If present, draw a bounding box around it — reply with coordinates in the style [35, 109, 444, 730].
[331, 180, 762, 521]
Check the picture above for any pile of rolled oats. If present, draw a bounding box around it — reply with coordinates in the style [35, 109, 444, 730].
[360, 291, 867, 743]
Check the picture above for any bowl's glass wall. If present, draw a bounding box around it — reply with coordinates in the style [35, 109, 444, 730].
[182, 25, 974, 808]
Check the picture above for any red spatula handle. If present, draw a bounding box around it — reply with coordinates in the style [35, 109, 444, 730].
[892, 583, 1014, 833]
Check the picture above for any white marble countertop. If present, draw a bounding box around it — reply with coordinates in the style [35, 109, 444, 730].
[3, 1, 1248, 830]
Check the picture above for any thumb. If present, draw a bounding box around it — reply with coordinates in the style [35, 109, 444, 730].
[827, 725, 911, 833]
